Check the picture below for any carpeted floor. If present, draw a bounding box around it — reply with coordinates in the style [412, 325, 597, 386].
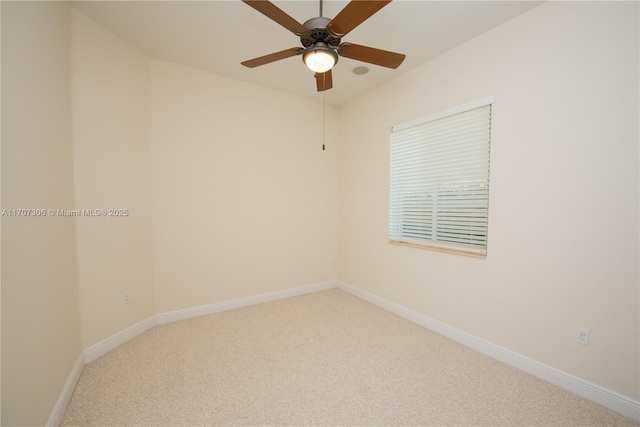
[61, 289, 638, 426]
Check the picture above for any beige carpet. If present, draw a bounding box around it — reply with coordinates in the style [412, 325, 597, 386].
[61, 289, 638, 426]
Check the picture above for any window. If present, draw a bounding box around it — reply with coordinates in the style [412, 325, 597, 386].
[389, 97, 493, 257]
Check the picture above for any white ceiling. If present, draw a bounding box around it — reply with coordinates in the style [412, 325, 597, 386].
[71, 0, 542, 106]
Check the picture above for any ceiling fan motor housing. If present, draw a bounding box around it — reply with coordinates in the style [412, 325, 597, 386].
[300, 17, 342, 49]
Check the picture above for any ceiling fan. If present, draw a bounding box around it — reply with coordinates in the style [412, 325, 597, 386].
[241, 0, 406, 92]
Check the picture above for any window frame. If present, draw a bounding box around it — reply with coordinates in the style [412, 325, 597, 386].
[388, 96, 494, 258]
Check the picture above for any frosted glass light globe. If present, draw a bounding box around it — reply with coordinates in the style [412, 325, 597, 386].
[303, 48, 336, 73]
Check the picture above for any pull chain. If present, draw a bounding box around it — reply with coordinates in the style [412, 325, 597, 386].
[320, 0, 326, 150]
[322, 74, 326, 151]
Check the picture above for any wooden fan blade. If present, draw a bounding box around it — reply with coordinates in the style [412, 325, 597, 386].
[314, 69, 333, 92]
[242, 1, 309, 36]
[241, 48, 303, 68]
[338, 43, 405, 69]
[328, 0, 391, 36]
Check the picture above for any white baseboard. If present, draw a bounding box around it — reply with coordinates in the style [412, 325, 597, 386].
[84, 316, 157, 364]
[49, 280, 339, 425]
[46, 354, 84, 426]
[156, 280, 339, 325]
[336, 280, 640, 422]
[84, 280, 339, 364]
[55, 279, 638, 424]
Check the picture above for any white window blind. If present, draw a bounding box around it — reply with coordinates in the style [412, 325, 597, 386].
[390, 98, 493, 256]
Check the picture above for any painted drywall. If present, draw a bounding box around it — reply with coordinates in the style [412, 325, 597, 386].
[1, 2, 82, 425]
[151, 59, 339, 314]
[3, 3, 636, 423]
[338, 1, 639, 400]
[71, 9, 154, 350]
[71, 7, 339, 346]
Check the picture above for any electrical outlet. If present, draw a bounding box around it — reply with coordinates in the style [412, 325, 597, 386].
[124, 291, 130, 304]
[576, 327, 589, 345]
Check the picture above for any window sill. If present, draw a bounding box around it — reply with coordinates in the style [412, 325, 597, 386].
[388, 239, 487, 259]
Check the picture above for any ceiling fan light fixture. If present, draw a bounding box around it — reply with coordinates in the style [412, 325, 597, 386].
[303, 43, 338, 73]
[241, 0, 406, 91]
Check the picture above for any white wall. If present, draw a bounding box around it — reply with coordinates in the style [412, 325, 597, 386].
[3, 3, 637, 423]
[338, 1, 639, 400]
[151, 60, 339, 314]
[71, 10, 154, 350]
[70, 6, 340, 348]
[1, 2, 82, 425]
